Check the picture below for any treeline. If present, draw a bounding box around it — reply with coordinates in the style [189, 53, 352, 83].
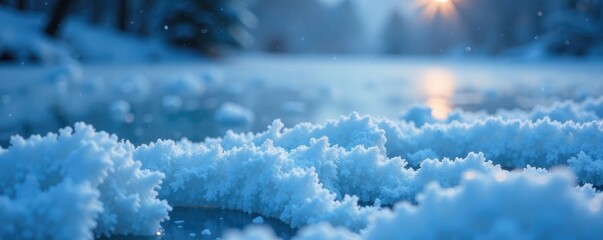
[2, 0, 601, 56]
[0, 0, 255, 55]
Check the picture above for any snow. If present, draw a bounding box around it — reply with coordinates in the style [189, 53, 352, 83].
[224, 226, 280, 240]
[226, 169, 603, 239]
[2, 0, 603, 238]
[0, 123, 171, 239]
[215, 102, 255, 131]
[0, 8, 198, 65]
[2, 99, 603, 238]
[0, 10, 71, 65]
[4, 94, 603, 236]
[132, 108, 603, 230]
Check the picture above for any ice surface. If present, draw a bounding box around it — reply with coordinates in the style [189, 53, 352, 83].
[252, 216, 265, 224]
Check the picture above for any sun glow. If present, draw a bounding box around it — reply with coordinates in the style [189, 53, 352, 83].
[416, 0, 459, 19]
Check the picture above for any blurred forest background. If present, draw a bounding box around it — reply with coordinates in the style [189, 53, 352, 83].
[1, 0, 603, 63]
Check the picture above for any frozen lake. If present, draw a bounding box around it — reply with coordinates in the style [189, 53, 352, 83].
[1, 55, 602, 146]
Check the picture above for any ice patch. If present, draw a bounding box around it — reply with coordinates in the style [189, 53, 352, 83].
[252, 216, 265, 224]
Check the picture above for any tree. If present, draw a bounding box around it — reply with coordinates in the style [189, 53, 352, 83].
[16, 0, 27, 11]
[162, 0, 256, 55]
[382, 9, 408, 54]
[136, 0, 156, 36]
[116, 0, 129, 31]
[250, 0, 326, 53]
[542, 0, 603, 55]
[323, 0, 365, 53]
[44, 0, 76, 37]
[88, 0, 106, 25]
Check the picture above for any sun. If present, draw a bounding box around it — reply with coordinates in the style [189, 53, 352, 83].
[415, 0, 459, 20]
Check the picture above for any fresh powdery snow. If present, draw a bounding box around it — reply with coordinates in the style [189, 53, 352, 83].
[0, 123, 170, 239]
[2, 99, 603, 239]
[224, 169, 603, 240]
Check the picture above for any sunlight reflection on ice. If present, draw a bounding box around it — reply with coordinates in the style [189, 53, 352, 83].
[421, 68, 455, 119]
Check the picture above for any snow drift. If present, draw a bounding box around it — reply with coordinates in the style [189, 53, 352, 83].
[225, 169, 603, 240]
[0, 123, 170, 239]
[2, 103, 603, 238]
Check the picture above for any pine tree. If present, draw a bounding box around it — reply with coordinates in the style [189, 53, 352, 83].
[382, 9, 408, 54]
[324, 0, 365, 53]
[162, 0, 256, 55]
[543, 0, 603, 55]
[44, 0, 76, 37]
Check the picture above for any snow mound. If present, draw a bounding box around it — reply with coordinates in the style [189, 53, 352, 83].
[0, 123, 170, 239]
[364, 169, 603, 239]
[136, 133, 504, 230]
[227, 169, 603, 239]
[380, 116, 603, 171]
[205, 112, 603, 182]
[3, 107, 603, 238]
[164, 73, 206, 98]
[404, 97, 603, 124]
[132, 111, 603, 230]
[215, 102, 255, 130]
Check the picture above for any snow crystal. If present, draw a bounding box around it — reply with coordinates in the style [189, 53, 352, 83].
[3, 100, 603, 238]
[362, 169, 603, 239]
[0, 123, 170, 239]
[228, 169, 603, 240]
[136, 133, 504, 230]
[201, 229, 212, 236]
[129, 109, 603, 231]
